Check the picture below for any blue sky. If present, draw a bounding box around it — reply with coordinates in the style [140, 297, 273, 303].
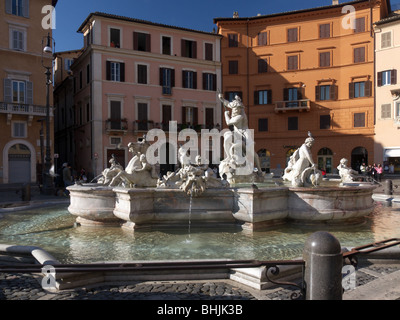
[52, 0, 400, 52]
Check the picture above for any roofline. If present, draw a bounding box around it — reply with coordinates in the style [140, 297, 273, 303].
[77, 12, 221, 37]
[213, 0, 382, 24]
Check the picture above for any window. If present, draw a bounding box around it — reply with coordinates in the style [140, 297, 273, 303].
[287, 28, 298, 42]
[254, 90, 272, 105]
[181, 39, 197, 58]
[354, 113, 365, 127]
[182, 106, 198, 125]
[258, 59, 268, 73]
[110, 28, 120, 48]
[287, 55, 298, 70]
[5, 0, 29, 17]
[12, 121, 26, 138]
[134, 32, 151, 52]
[377, 70, 397, 86]
[205, 43, 213, 61]
[258, 118, 268, 132]
[319, 52, 330, 67]
[288, 116, 298, 130]
[11, 29, 24, 51]
[229, 60, 238, 74]
[228, 34, 238, 47]
[160, 68, 175, 95]
[381, 32, 391, 49]
[162, 36, 171, 55]
[354, 47, 365, 63]
[106, 61, 125, 82]
[354, 17, 365, 33]
[349, 81, 371, 98]
[203, 73, 216, 91]
[381, 104, 391, 119]
[319, 24, 330, 38]
[12, 80, 25, 103]
[137, 64, 147, 84]
[320, 115, 331, 129]
[182, 70, 197, 89]
[315, 85, 337, 101]
[258, 32, 268, 46]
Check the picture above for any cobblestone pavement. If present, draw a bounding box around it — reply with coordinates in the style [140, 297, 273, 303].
[1, 261, 399, 300]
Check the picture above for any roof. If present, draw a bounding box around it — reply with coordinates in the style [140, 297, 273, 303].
[213, 0, 385, 23]
[77, 12, 221, 37]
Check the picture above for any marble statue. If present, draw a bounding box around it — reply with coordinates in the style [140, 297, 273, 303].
[109, 137, 158, 188]
[217, 93, 264, 184]
[282, 133, 322, 187]
[337, 158, 359, 183]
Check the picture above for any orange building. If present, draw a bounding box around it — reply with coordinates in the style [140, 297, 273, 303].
[214, 0, 391, 174]
[0, 0, 57, 184]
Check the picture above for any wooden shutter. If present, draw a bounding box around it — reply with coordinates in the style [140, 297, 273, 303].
[4, 79, 12, 102]
[377, 71, 382, 87]
[349, 82, 354, 99]
[391, 69, 397, 85]
[26, 81, 33, 104]
[106, 61, 111, 80]
[120, 63, 125, 82]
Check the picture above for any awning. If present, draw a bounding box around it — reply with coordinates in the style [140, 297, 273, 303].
[384, 148, 400, 158]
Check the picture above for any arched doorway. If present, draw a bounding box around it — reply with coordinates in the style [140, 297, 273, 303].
[257, 149, 271, 173]
[8, 143, 31, 183]
[317, 148, 333, 173]
[351, 147, 368, 171]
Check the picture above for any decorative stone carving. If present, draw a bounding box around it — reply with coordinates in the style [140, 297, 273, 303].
[282, 133, 322, 187]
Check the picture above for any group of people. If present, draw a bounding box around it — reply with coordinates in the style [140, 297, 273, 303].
[359, 163, 384, 182]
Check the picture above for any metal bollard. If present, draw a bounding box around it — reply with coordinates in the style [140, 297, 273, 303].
[303, 231, 343, 300]
[21, 183, 31, 201]
[384, 179, 393, 195]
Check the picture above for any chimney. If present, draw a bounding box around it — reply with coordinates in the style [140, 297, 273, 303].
[332, 0, 339, 5]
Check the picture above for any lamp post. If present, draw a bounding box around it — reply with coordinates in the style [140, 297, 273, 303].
[41, 33, 55, 195]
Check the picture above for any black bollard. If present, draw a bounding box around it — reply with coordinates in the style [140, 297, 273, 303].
[303, 231, 343, 300]
[384, 179, 393, 195]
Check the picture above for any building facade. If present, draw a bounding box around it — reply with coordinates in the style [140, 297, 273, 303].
[214, 0, 390, 174]
[0, 0, 56, 184]
[67, 12, 222, 179]
[374, 11, 400, 173]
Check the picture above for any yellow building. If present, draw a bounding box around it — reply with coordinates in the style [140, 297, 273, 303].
[0, 0, 57, 184]
[214, 0, 390, 174]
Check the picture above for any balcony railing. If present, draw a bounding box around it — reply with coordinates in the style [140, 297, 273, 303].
[274, 99, 311, 113]
[0, 102, 52, 116]
[105, 118, 128, 135]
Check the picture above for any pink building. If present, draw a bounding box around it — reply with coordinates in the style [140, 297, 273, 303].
[70, 12, 222, 178]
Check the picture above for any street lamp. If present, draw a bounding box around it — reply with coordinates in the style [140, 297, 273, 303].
[41, 33, 55, 195]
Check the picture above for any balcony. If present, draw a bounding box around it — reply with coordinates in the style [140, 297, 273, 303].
[105, 118, 128, 135]
[274, 99, 310, 113]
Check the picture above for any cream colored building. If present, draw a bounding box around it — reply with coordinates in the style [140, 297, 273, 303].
[374, 11, 400, 173]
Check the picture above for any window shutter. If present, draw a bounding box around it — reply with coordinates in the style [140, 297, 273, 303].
[349, 82, 354, 99]
[22, 0, 29, 18]
[182, 107, 186, 123]
[254, 91, 259, 105]
[391, 69, 397, 85]
[364, 81, 372, 97]
[377, 71, 382, 87]
[4, 79, 12, 102]
[106, 61, 111, 80]
[26, 81, 33, 104]
[146, 34, 151, 52]
[5, 0, 12, 14]
[315, 86, 320, 101]
[193, 72, 197, 89]
[120, 63, 125, 82]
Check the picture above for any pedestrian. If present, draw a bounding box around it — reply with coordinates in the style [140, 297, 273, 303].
[62, 162, 74, 195]
[375, 163, 383, 182]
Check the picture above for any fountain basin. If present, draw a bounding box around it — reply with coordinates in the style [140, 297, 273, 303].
[67, 183, 377, 231]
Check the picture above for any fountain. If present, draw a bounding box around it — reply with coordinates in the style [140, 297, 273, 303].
[68, 92, 376, 231]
